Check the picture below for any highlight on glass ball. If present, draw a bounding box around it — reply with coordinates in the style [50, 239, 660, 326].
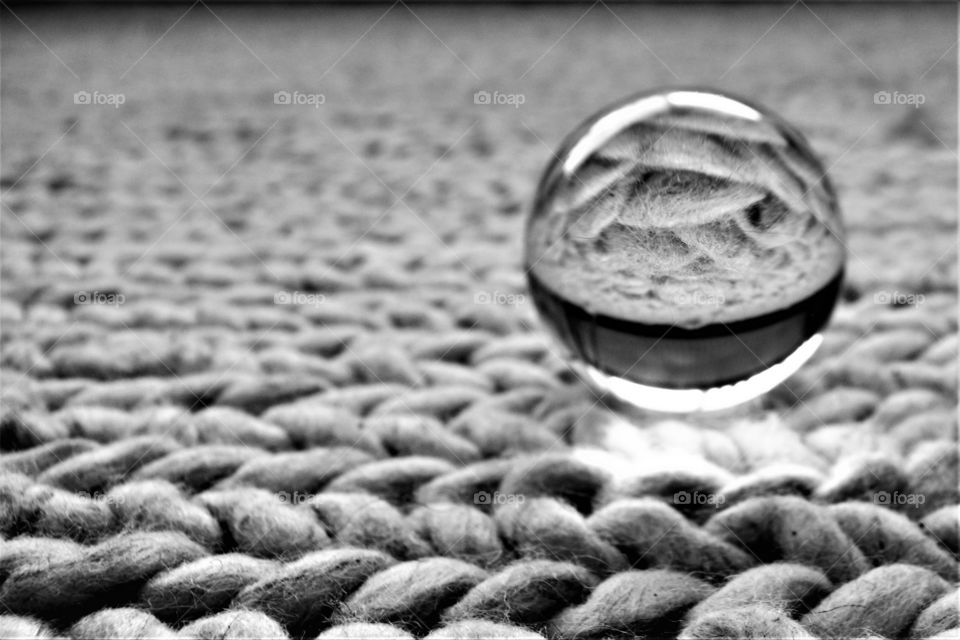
[525, 89, 845, 412]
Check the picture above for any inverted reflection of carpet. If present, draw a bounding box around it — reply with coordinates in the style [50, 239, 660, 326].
[1, 4, 957, 639]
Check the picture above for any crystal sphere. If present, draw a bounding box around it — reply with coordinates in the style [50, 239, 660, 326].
[525, 89, 845, 412]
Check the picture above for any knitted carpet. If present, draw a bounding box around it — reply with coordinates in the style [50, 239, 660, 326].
[1, 4, 958, 639]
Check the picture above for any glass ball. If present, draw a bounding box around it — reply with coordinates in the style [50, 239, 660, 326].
[525, 89, 845, 412]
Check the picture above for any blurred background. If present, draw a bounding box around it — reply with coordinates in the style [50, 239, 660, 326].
[1, 3, 956, 414]
[2, 4, 956, 298]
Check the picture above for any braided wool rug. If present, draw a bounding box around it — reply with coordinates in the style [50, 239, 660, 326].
[1, 4, 958, 639]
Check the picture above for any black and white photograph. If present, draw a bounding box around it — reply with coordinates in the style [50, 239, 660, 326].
[0, 1, 957, 638]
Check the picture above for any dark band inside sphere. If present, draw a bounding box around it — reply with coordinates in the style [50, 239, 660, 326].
[528, 268, 842, 389]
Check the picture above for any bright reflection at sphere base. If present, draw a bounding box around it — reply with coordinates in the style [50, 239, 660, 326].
[576, 333, 824, 413]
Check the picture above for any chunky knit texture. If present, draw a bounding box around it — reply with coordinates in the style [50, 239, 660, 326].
[1, 4, 958, 639]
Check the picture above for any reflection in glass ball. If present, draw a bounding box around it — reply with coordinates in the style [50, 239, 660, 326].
[525, 89, 845, 412]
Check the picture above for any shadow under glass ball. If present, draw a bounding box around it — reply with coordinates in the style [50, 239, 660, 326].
[525, 89, 845, 410]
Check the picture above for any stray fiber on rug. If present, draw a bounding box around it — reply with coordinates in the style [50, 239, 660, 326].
[1, 4, 957, 639]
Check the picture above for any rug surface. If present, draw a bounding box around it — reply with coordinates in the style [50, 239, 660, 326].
[1, 4, 958, 639]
